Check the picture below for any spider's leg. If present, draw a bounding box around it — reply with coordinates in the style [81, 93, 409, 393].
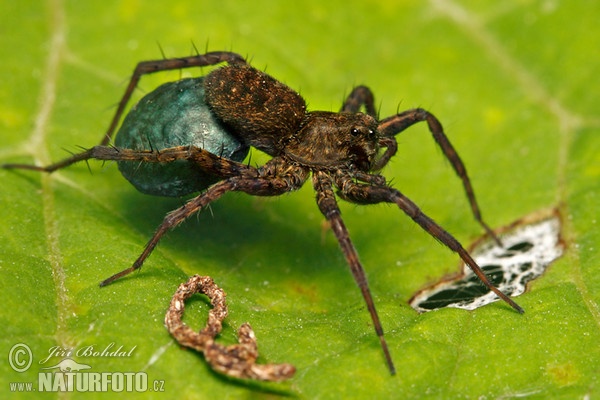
[2, 51, 247, 171]
[313, 171, 396, 375]
[341, 85, 377, 117]
[2, 148, 98, 172]
[3, 143, 260, 286]
[97, 51, 246, 145]
[100, 157, 309, 286]
[99, 179, 237, 286]
[378, 108, 500, 245]
[2, 145, 254, 179]
[335, 174, 524, 314]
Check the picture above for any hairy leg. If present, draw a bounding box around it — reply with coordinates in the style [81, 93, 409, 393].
[313, 171, 396, 375]
[2, 145, 256, 179]
[100, 179, 235, 285]
[378, 108, 500, 244]
[334, 173, 523, 314]
[99, 51, 246, 145]
[101, 157, 309, 286]
[341, 85, 377, 117]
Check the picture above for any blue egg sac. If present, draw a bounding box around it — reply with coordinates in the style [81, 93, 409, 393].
[114, 77, 249, 197]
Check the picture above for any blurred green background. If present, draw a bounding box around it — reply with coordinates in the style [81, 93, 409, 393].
[1, 0, 599, 398]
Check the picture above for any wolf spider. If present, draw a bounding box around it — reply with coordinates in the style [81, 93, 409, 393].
[3, 51, 523, 374]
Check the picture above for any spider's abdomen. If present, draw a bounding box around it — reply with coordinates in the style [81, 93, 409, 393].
[115, 77, 249, 197]
[204, 64, 307, 156]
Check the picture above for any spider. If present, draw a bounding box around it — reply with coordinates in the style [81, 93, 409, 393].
[3, 51, 523, 375]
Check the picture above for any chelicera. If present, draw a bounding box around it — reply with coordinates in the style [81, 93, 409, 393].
[3, 51, 523, 374]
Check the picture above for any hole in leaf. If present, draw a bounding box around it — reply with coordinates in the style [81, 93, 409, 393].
[409, 208, 563, 312]
[507, 241, 534, 252]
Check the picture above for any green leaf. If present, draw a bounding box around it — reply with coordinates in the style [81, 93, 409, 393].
[2, 0, 599, 398]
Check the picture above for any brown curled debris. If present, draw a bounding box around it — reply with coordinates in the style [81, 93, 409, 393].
[164, 275, 296, 381]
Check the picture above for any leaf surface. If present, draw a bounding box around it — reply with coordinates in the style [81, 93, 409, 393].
[1, 1, 599, 398]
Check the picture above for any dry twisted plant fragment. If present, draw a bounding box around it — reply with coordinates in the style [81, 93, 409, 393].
[164, 275, 296, 381]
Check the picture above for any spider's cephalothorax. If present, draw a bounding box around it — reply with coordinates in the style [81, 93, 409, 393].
[204, 63, 381, 172]
[3, 51, 523, 375]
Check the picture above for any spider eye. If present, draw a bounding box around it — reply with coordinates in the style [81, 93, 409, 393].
[351, 128, 360, 136]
